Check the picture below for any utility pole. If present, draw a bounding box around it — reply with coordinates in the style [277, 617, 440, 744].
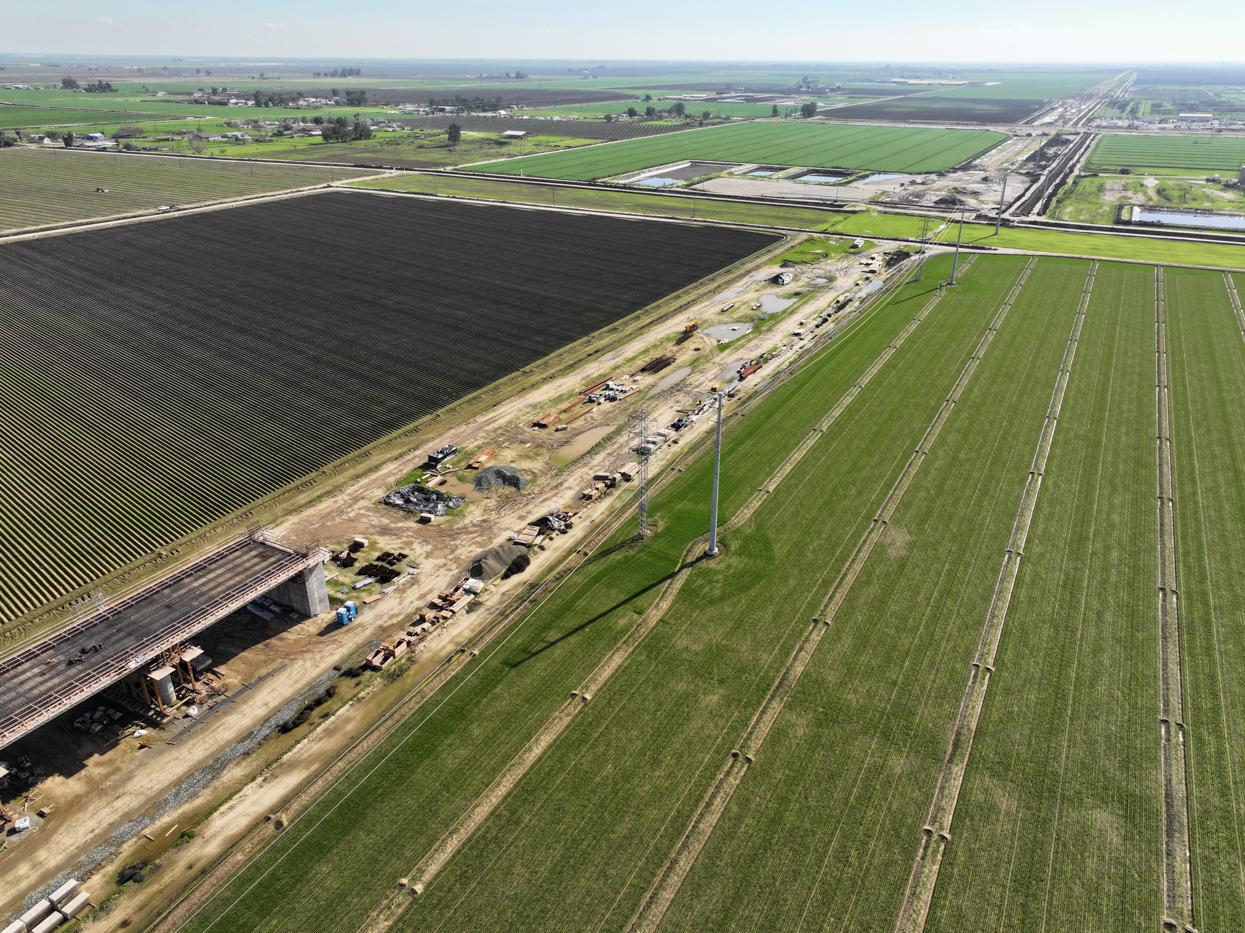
[949, 207, 966, 286]
[706, 391, 724, 557]
[914, 215, 933, 281]
[995, 171, 1008, 235]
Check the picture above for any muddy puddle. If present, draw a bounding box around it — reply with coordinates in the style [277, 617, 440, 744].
[652, 365, 693, 393]
[551, 424, 614, 467]
[702, 323, 752, 343]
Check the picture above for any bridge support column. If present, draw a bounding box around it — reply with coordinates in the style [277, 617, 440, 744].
[269, 563, 330, 617]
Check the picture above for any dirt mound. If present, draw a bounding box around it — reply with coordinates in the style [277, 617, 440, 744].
[474, 465, 528, 493]
[467, 544, 531, 581]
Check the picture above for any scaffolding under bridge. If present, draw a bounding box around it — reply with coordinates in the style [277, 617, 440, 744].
[0, 534, 330, 751]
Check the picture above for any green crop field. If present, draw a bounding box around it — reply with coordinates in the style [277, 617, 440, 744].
[171, 253, 1245, 933]
[462, 120, 1007, 179]
[1088, 133, 1245, 173]
[0, 106, 152, 128]
[0, 148, 375, 231]
[925, 72, 1113, 100]
[354, 172, 1245, 268]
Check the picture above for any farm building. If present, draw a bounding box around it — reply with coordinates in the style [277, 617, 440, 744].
[1179, 113, 1214, 122]
[501, 130, 529, 139]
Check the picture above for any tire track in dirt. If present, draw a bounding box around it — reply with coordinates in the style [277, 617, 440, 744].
[350, 260, 954, 933]
[1155, 267, 1195, 932]
[625, 258, 1031, 933]
[892, 260, 1095, 933]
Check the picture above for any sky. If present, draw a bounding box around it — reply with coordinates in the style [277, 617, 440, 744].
[6, 0, 1245, 63]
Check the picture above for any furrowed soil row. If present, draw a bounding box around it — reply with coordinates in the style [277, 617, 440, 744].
[624, 258, 1030, 933]
[361, 263, 952, 932]
[892, 260, 1096, 933]
[1156, 266, 1196, 932]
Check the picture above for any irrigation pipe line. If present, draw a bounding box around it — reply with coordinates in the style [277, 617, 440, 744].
[163, 247, 918, 933]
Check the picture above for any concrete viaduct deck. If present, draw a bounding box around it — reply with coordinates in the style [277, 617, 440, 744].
[0, 535, 330, 750]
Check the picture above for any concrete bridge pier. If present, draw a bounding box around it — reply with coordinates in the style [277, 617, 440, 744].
[268, 563, 330, 617]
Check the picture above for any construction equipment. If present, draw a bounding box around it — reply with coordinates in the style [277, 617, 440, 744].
[675, 321, 700, 345]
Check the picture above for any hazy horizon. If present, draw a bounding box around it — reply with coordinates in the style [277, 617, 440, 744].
[5, 0, 1245, 65]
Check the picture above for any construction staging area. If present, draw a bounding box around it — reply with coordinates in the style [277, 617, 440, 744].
[0, 534, 329, 752]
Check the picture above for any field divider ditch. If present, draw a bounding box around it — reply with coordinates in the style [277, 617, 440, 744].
[892, 259, 1096, 933]
[1224, 271, 1245, 336]
[165, 245, 929, 933]
[350, 260, 952, 933]
[624, 256, 1027, 933]
[1155, 267, 1196, 933]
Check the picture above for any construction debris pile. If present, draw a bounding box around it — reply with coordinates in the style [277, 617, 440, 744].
[382, 483, 466, 516]
[331, 537, 368, 568]
[473, 465, 527, 493]
[514, 509, 576, 546]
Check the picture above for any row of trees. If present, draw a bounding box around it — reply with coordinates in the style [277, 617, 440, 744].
[315, 116, 373, 142]
[314, 67, 362, 78]
[61, 77, 115, 92]
[427, 95, 505, 113]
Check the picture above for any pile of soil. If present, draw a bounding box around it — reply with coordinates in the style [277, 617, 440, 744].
[474, 465, 527, 493]
[466, 544, 531, 581]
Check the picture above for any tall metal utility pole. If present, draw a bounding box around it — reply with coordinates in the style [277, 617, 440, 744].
[706, 391, 724, 556]
[914, 215, 933, 281]
[995, 171, 1009, 235]
[949, 207, 966, 286]
[630, 409, 652, 539]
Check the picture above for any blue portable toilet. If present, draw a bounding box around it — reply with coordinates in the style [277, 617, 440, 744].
[345, 601, 358, 621]
[336, 607, 349, 626]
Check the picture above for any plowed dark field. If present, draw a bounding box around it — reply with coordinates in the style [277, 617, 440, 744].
[0, 190, 775, 626]
[823, 97, 1046, 124]
[397, 114, 691, 139]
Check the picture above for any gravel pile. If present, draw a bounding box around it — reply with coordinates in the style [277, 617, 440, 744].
[473, 465, 527, 493]
[467, 545, 532, 581]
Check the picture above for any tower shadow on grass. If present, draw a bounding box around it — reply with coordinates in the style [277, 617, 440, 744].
[506, 552, 713, 669]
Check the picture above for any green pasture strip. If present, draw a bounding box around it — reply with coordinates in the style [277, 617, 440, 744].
[1088, 134, 1245, 174]
[1166, 268, 1245, 931]
[664, 258, 1084, 931]
[928, 261, 1163, 932]
[460, 121, 1006, 179]
[395, 256, 1019, 933]
[174, 264, 936, 933]
[357, 172, 849, 228]
[926, 73, 1110, 100]
[547, 101, 786, 118]
[0, 106, 156, 128]
[353, 174, 1245, 269]
[0, 148, 372, 232]
[212, 131, 598, 169]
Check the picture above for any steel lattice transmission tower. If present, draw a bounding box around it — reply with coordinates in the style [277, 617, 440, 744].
[914, 215, 934, 282]
[630, 409, 652, 539]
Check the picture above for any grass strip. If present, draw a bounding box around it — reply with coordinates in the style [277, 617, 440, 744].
[660, 259, 1085, 931]
[1165, 267, 1245, 932]
[353, 174, 1245, 269]
[925, 261, 1164, 933]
